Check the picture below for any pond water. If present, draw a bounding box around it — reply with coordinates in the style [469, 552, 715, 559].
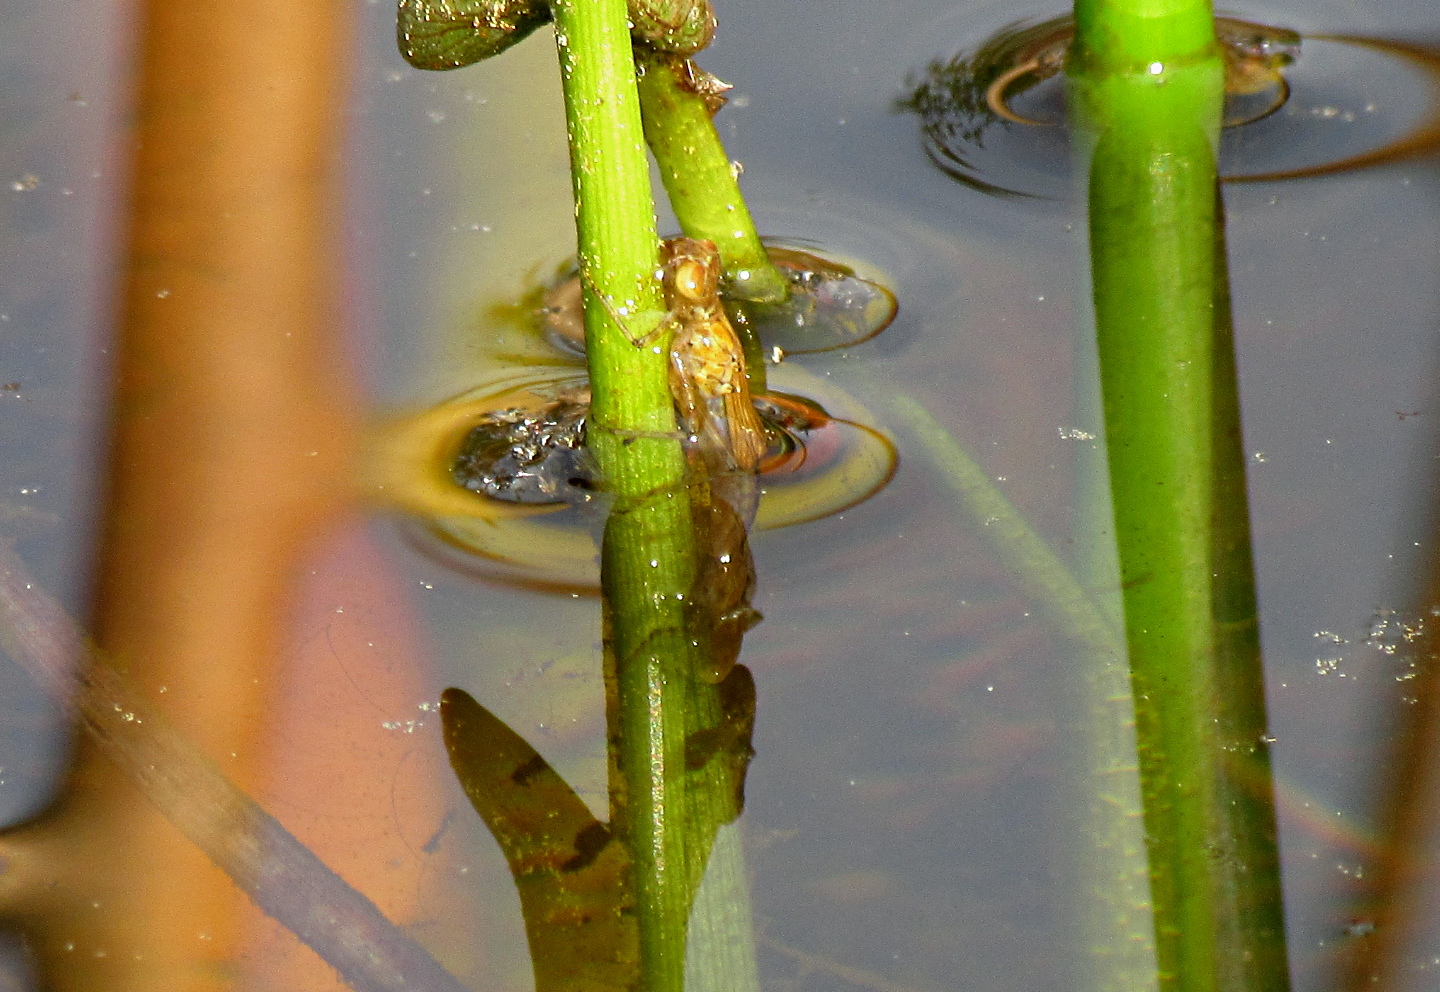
[6, 0, 1440, 987]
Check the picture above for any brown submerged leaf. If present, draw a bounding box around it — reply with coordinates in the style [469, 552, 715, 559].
[440, 687, 640, 992]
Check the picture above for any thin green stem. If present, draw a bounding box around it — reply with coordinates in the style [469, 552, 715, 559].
[635, 48, 789, 305]
[887, 395, 1122, 659]
[552, 7, 756, 992]
[551, 0, 689, 985]
[552, 0, 676, 496]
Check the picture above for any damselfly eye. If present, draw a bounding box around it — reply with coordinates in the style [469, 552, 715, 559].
[673, 258, 711, 302]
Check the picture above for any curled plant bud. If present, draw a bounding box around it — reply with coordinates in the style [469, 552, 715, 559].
[397, 0, 550, 70]
[398, 0, 716, 71]
[629, 0, 717, 59]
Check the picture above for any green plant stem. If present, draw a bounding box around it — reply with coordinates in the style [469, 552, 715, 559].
[1069, 7, 1289, 988]
[1071, 0, 1220, 74]
[552, 0, 675, 495]
[1081, 60, 1226, 992]
[552, 6, 755, 991]
[551, 0, 689, 985]
[635, 48, 789, 305]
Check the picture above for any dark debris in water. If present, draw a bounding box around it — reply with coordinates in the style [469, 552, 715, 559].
[450, 396, 597, 504]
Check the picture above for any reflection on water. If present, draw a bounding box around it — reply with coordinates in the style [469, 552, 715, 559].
[896, 14, 1301, 196]
[368, 363, 897, 591]
[11, 0, 1440, 988]
[0, 0, 127, 831]
[897, 16, 1440, 198]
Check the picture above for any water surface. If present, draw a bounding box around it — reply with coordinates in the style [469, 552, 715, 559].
[7, 0, 1440, 987]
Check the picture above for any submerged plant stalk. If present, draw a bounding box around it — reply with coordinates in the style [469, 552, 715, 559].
[887, 394, 1155, 990]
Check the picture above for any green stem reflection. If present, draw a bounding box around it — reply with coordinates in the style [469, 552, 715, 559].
[600, 487, 755, 992]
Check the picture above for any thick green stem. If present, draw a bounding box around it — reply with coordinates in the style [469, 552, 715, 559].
[1072, 0, 1220, 74]
[635, 48, 789, 305]
[1083, 66, 1226, 990]
[1069, 6, 1289, 988]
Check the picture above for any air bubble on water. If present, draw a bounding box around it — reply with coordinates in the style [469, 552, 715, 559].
[1314, 629, 1346, 674]
[9, 174, 38, 192]
[1363, 607, 1423, 656]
